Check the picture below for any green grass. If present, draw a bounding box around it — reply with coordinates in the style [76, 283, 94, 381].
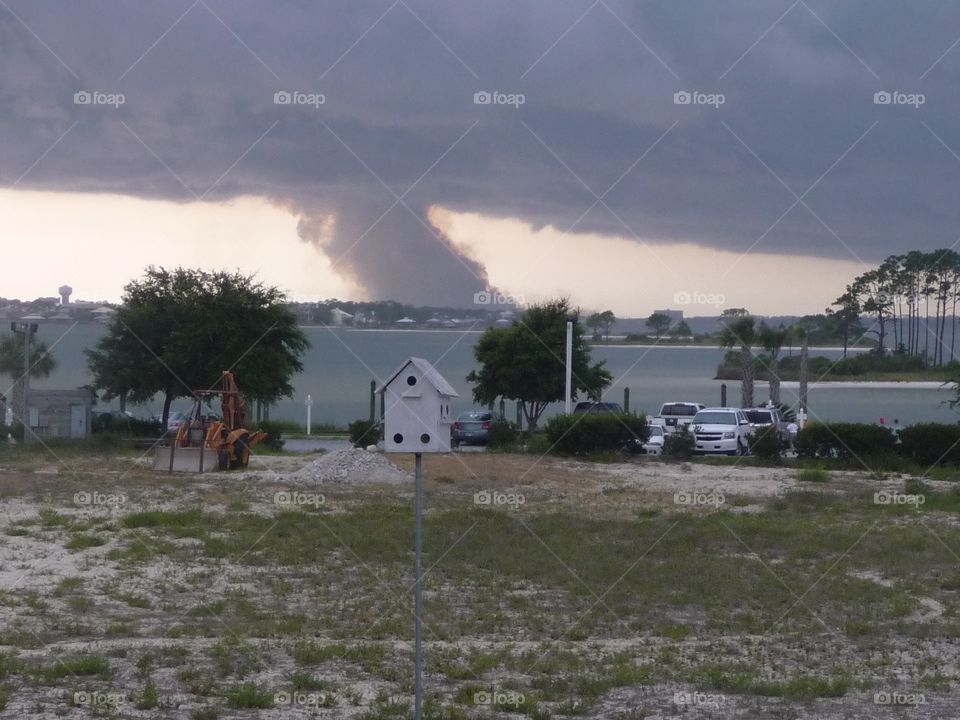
[35, 653, 111, 682]
[798, 467, 830, 483]
[65, 534, 106, 550]
[223, 682, 274, 709]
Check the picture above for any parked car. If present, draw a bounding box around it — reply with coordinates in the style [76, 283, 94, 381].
[572, 401, 624, 415]
[691, 407, 753, 456]
[655, 402, 706, 433]
[642, 424, 665, 455]
[166, 411, 189, 434]
[452, 410, 501, 445]
[744, 406, 786, 439]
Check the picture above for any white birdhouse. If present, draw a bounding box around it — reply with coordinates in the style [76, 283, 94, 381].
[378, 357, 459, 453]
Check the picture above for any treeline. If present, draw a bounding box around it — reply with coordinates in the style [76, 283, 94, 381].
[834, 250, 960, 365]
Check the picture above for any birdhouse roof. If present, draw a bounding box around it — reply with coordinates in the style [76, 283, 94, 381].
[377, 357, 459, 397]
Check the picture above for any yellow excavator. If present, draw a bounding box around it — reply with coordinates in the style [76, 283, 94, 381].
[175, 372, 266, 469]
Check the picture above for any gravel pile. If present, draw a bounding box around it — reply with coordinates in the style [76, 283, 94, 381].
[294, 448, 411, 485]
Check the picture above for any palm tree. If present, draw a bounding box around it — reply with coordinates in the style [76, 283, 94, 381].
[757, 323, 788, 405]
[719, 316, 757, 407]
[0, 334, 56, 427]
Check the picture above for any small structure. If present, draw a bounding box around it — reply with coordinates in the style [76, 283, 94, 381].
[330, 308, 353, 326]
[27, 389, 94, 438]
[377, 357, 458, 453]
[58, 285, 73, 305]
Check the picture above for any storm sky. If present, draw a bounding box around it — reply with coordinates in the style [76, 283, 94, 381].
[2, 1, 960, 313]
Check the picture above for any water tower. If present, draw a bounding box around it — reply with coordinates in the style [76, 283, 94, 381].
[58, 285, 73, 306]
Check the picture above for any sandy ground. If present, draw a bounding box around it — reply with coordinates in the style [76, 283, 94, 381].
[0, 450, 957, 718]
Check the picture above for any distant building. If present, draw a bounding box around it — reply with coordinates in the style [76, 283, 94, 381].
[395, 317, 417, 327]
[27, 389, 94, 438]
[58, 285, 73, 305]
[330, 308, 354, 327]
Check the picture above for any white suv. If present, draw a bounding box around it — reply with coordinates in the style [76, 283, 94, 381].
[692, 407, 753, 456]
[655, 402, 706, 434]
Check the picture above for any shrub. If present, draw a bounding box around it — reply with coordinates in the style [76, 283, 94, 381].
[898, 423, 960, 468]
[347, 419, 380, 448]
[544, 412, 649, 456]
[92, 413, 162, 437]
[256, 420, 287, 451]
[750, 427, 784, 464]
[486, 420, 518, 450]
[798, 467, 830, 483]
[796, 422, 896, 462]
[659, 424, 693, 460]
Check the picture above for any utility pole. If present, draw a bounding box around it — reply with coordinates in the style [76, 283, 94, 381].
[10, 322, 38, 444]
[564, 318, 574, 414]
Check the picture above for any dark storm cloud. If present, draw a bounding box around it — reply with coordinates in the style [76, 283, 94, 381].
[3, 0, 960, 303]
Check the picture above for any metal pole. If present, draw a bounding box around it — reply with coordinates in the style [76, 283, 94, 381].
[306, 394, 313, 435]
[720, 383, 727, 407]
[22, 329, 31, 445]
[623, 387, 630, 414]
[564, 320, 573, 414]
[369, 380, 376, 423]
[414, 452, 423, 720]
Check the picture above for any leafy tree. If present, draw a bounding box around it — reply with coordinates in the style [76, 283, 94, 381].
[0, 333, 56, 427]
[586, 310, 616, 340]
[721, 308, 750, 319]
[466, 299, 612, 430]
[672, 320, 692, 337]
[719, 316, 757, 407]
[86, 267, 309, 426]
[645, 312, 671, 338]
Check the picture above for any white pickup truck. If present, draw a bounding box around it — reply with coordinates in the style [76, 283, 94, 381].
[654, 402, 706, 434]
